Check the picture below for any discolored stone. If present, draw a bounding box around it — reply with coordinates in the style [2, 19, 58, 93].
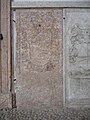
[16, 9, 63, 108]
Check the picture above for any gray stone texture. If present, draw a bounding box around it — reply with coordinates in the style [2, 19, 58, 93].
[12, 1, 90, 9]
[0, 108, 90, 120]
[64, 9, 90, 107]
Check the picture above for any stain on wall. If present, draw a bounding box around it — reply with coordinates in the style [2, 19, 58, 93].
[16, 9, 63, 108]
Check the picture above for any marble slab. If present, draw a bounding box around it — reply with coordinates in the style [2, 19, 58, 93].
[12, 1, 90, 9]
[63, 9, 90, 107]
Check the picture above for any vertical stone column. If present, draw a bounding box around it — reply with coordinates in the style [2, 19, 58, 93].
[0, 0, 11, 108]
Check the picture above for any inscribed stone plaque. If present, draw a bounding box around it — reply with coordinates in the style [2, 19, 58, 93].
[64, 9, 90, 107]
[16, 9, 63, 108]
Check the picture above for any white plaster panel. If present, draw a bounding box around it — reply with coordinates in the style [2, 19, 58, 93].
[64, 9, 90, 107]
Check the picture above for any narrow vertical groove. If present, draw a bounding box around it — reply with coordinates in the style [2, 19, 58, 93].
[6, 0, 8, 91]
[10, 0, 17, 108]
[0, 0, 2, 94]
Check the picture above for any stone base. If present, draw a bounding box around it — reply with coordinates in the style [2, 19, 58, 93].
[0, 108, 90, 120]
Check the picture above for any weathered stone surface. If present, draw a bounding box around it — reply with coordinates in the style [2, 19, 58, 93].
[0, 0, 11, 108]
[16, 9, 63, 108]
[12, 0, 90, 9]
[64, 9, 90, 107]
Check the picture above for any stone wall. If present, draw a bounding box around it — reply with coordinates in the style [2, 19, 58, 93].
[14, 7, 90, 108]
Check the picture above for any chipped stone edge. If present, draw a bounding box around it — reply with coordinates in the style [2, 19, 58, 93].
[12, 1, 90, 9]
[63, 9, 66, 108]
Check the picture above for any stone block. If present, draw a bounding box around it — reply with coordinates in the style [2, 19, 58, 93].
[63, 9, 90, 107]
[16, 9, 63, 108]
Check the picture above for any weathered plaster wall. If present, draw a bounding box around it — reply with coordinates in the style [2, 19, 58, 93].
[16, 9, 63, 108]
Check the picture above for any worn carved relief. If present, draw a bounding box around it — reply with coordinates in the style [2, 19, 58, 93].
[16, 9, 63, 108]
[64, 9, 90, 106]
[69, 23, 90, 77]
[69, 23, 90, 64]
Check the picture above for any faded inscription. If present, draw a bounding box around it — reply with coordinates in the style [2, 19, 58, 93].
[16, 9, 63, 108]
[64, 9, 90, 106]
